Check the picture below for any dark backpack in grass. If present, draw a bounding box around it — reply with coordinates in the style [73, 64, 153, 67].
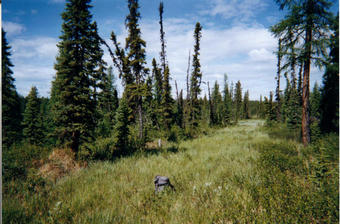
[154, 175, 175, 193]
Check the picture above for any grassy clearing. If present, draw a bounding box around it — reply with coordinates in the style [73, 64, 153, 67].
[4, 119, 338, 223]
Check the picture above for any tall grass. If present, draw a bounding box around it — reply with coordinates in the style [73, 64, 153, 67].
[4, 119, 338, 223]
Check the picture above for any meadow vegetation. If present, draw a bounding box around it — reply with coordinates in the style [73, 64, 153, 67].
[3, 120, 338, 223]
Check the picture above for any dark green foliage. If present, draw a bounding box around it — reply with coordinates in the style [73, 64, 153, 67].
[234, 81, 242, 122]
[265, 92, 276, 126]
[113, 98, 130, 152]
[160, 65, 174, 130]
[2, 29, 22, 148]
[152, 58, 163, 107]
[222, 74, 233, 125]
[190, 22, 203, 128]
[286, 87, 301, 130]
[111, 0, 149, 141]
[309, 83, 321, 141]
[252, 132, 338, 223]
[320, 14, 339, 134]
[281, 72, 301, 130]
[22, 87, 44, 145]
[175, 90, 184, 128]
[275, 39, 283, 121]
[258, 95, 265, 119]
[242, 90, 250, 119]
[210, 81, 223, 126]
[51, 0, 105, 153]
[96, 66, 119, 137]
[271, 0, 334, 145]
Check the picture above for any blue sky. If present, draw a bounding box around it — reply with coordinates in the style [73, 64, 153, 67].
[3, 0, 339, 100]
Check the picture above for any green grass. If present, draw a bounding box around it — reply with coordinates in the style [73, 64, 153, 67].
[4, 119, 338, 223]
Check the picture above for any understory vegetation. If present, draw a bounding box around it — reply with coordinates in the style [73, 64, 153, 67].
[3, 120, 338, 223]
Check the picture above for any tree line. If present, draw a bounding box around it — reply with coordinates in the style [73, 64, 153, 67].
[263, 0, 338, 145]
[3, 0, 260, 160]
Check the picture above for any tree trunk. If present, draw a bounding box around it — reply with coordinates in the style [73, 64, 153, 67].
[71, 130, 80, 154]
[302, 26, 312, 146]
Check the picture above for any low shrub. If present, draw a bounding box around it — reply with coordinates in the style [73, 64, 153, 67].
[80, 137, 117, 160]
[252, 138, 339, 223]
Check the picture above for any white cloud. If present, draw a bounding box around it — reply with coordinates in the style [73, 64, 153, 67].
[2, 21, 26, 36]
[200, 0, 267, 22]
[133, 18, 278, 99]
[49, 0, 65, 3]
[13, 65, 55, 97]
[11, 37, 58, 60]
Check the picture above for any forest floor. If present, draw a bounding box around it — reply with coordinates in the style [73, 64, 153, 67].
[6, 119, 338, 223]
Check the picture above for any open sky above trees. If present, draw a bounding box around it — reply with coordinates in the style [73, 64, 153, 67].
[3, 0, 338, 99]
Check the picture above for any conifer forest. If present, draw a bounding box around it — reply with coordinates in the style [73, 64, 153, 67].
[2, 0, 339, 223]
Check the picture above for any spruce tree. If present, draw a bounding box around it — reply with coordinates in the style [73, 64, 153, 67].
[222, 74, 232, 125]
[2, 29, 22, 148]
[113, 98, 130, 153]
[310, 82, 321, 140]
[158, 2, 173, 130]
[160, 65, 173, 129]
[175, 90, 184, 128]
[22, 86, 43, 145]
[97, 66, 119, 137]
[109, 0, 149, 142]
[152, 58, 162, 107]
[243, 90, 250, 119]
[51, 0, 104, 153]
[265, 92, 276, 125]
[259, 95, 264, 118]
[234, 81, 242, 122]
[190, 22, 203, 127]
[275, 38, 283, 121]
[151, 58, 162, 128]
[271, 0, 333, 146]
[310, 82, 321, 119]
[211, 81, 223, 125]
[320, 14, 339, 133]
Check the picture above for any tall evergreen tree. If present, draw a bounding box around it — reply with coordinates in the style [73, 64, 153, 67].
[243, 90, 250, 119]
[96, 66, 119, 137]
[22, 87, 43, 145]
[275, 38, 283, 121]
[160, 66, 173, 129]
[2, 29, 22, 148]
[51, 0, 105, 153]
[310, 82, 321, 119]
[320, 14, 339, 133]
[265, 92, 277, 125]
[271, 0, 333, 146]
[234, 81, 242, 122]
[190, 22, 203, 127]
[113, 98, 130, 153]
[152, 58, 163, 107]
[211, 81, 223, 125]
[175, 90, 184, 128]
[159, 1, 167, 75]
[258, 95, 264, 118]
[222, 74, 232, 125]
[158, 2, 173, 130]
[109, 0, 149, 142]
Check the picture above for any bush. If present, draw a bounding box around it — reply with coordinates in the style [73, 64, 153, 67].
[252, 139, 339, 223]
[3, 144, 50, 182]
[263, 123, 301, 142]
[168, 125, 185, 142]
[80, 137, 117, 160]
